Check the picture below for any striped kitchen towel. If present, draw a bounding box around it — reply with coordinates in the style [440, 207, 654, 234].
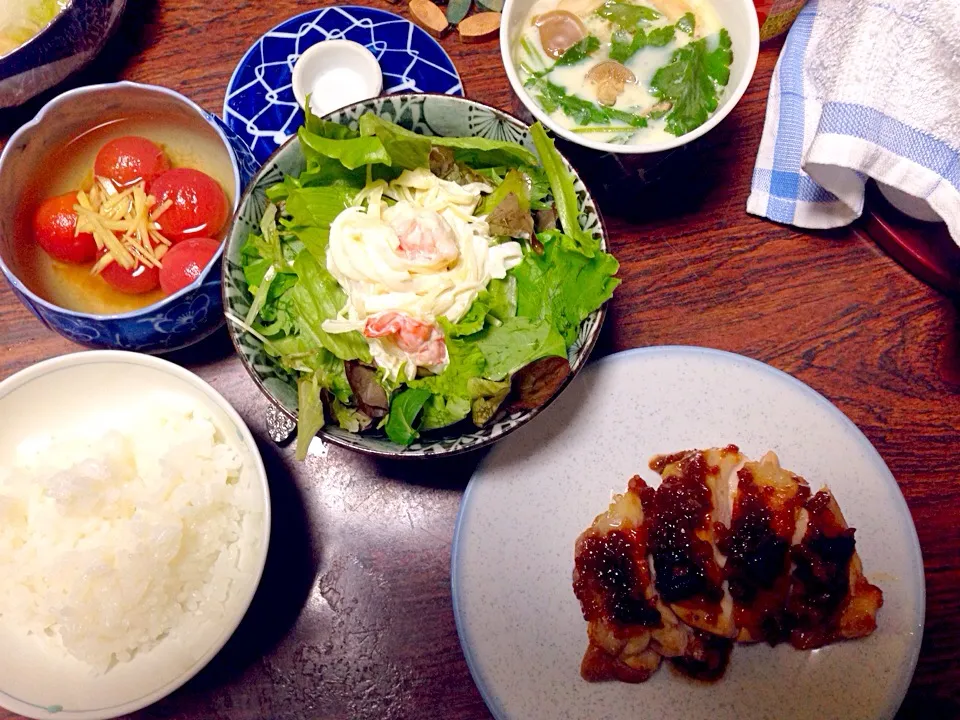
[746, 0, 960, 243]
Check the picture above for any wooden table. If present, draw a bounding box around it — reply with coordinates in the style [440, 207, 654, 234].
[1, 2, 958, 718]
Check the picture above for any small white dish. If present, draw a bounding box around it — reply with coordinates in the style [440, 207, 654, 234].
[291, 39, 384, 118]
[453, 346, 924, 720]
[876, 182, 944, 223]
[0, 351, 271, 720]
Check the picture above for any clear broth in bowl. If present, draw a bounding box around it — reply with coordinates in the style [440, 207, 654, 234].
[15, 114, 235, 315]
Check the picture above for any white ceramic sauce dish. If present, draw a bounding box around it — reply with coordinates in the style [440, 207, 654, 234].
[291, 39, 384, 117]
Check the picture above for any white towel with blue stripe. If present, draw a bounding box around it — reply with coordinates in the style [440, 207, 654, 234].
[747, 0, 960, 243]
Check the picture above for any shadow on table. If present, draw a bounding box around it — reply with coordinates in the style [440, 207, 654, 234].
[162, 324, 237, 367]
[373, 450, 487, 493]
[896, 688, 960, 719]
[554, 115, 746, 229]
[184, 432, 321, 691]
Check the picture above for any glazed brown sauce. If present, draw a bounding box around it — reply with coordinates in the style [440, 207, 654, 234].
[574, 527, 662, 628]
[669, 629, 733, 681]
[646, 452, 724, 608]
[786, 490, 857, 649]
[720, 467, 807, 644]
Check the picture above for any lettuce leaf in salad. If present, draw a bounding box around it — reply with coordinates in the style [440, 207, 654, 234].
[384, 388, 432, 445]
[290, 251, 371, 363]
[296, 373, 326, 460]
[358, 111, 539, 169]
[474, 316, 567, 380]
[513, 229, 620, 345]
[298, 130, 393, 171]
[529, 123, 592, 247]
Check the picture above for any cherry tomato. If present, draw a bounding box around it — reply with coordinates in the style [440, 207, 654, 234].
[33, 192, 98, 264]
[98, 252, 160, 295]
[158, 237, 221, 295]
[94, 136, 170, 189]
[149, 169, 229, 244]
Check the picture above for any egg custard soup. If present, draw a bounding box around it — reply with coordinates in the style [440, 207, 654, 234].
[514, 0, 732, 145]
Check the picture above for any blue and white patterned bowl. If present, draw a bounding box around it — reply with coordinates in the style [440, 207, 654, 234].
[0, 82, 258, 354]
[223, 93, 610, 458]
[223, 5, 463, 164]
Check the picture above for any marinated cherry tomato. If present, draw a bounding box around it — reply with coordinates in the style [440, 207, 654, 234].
[94, 136, 170, 188]
[33, 192, 98, 264]
[158, 237, 221, 295]
[149, 169, 229, 244]
[98, 252, 160, 294]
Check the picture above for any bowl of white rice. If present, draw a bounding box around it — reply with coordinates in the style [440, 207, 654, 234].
[0, 350, 270, 720]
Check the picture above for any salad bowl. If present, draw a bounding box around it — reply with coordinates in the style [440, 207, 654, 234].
[223, 93, 612, 458]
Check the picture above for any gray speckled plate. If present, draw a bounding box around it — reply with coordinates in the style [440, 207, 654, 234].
[452, 346, 924, 720]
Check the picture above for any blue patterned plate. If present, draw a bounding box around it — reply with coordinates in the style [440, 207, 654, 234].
[223, 6, 464, 163]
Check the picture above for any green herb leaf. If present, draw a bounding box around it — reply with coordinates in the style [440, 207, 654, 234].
[526, 77, 649, 129]
[476, 0, 504, 11]
[555, 35, 601, 66]
[650, 28, 733, 136]
[596, 0, 660, 29]
[384, 388, 432, 445]
[677, 11, 695, 34]
[610, 22, 675, 62]
[446, 0, 472, 24]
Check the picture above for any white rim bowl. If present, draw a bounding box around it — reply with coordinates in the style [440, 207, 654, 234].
[499, 0, 761, 154]
[0, 351, 271, 720]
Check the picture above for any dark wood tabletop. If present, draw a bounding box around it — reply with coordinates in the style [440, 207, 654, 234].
[1, 1, 959, 718]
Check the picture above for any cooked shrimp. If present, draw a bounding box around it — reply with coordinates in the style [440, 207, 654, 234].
[384, 204, 460, 266]
[363, 312, 447, 367]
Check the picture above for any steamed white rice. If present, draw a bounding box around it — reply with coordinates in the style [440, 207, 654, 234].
[0, 397, 262, 673]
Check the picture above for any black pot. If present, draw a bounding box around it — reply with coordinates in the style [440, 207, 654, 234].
[0, 0, 127, 108]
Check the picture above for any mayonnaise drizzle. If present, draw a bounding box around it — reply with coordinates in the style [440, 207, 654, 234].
[323, 168, 524, 381]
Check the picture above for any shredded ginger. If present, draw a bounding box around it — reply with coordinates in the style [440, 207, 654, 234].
[74, 178, 173, 275]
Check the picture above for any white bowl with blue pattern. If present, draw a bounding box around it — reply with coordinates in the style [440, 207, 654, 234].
[223, 5, 463, 164]
[0, 82, 259, 354]
[223, 93, 610, 458]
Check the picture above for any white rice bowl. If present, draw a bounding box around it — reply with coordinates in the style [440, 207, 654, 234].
[0, 352, 270, 720]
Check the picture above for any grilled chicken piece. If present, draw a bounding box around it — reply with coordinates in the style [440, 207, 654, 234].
[719, 452, 811, 644]
[573, 476, 664, 682]
[786, 489, 884, 649]
[646, 446, 743, 640]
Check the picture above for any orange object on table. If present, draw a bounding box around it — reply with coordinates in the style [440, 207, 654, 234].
[754, 0, 807, 40]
